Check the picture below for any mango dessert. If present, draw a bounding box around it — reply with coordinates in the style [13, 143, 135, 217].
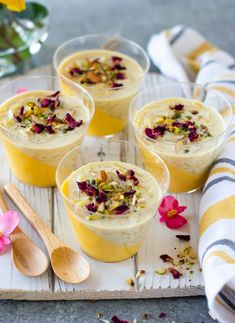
[0, 90, 93, 186]
[132, 97, 225, 192]
[56, 45, 148, 136]
[61, 161, 162, 262]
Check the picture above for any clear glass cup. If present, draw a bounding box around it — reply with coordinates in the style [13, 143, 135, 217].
[129, 82, 233, 193]
[0, 75, 94, 187]
[56, 140, 169, 263]
[53, 34, 150, 137]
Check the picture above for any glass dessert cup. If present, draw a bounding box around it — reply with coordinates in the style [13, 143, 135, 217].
[53, 34, 150, 137]
[130, 82, 233, 193]
[0, 76, 94, 187]
[56, 140, 169, 263]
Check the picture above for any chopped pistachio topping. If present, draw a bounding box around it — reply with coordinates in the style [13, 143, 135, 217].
[11, 91, 83, 135]
[76, 168, 148, 220]
[155, 268, 167, 275]
[144, 103, 212, 144]
[69, 56, 126, 88]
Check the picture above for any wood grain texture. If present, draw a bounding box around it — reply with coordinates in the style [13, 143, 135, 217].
[0, 66, 204, 300]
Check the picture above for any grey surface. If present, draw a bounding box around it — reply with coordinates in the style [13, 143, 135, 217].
[2, 0, 235, 322]
[1, 297, 212, 323]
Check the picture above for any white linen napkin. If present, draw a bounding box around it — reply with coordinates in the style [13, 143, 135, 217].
[148, 25, 235, 323]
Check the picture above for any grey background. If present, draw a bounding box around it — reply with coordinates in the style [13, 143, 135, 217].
[2, 0, 235, 322]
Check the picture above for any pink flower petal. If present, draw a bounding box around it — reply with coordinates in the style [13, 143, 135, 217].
[0, 211, 19, 235]
[165, 214, 187, 229]
[0, 235, 11, 254]
[16, 88, 27, 94]
[177, 205, 187, 213]
[158, 195, 178, 217]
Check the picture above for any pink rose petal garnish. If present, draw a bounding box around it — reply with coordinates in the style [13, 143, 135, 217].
[158, 195, 187, 229]
[0, 211, 20, 254]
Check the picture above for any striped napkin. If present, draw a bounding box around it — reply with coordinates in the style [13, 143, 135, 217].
[147, 25, 235, 323]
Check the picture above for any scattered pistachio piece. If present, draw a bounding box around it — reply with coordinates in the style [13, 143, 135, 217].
[126, 278, 135, 287]
[135, 270, 146, 279]
[155, 268, 167, 275]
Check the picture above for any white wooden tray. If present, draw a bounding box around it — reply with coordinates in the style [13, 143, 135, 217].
[0, 66, 204, 300]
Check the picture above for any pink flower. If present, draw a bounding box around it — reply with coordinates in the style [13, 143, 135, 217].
[158, 195, 187, 229]
[16, 88, 27, 94]
[0, 211, 20, 254]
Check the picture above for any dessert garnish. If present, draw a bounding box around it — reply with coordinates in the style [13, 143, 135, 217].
[158, 312, 167, 319]
[160, 254, 174, 263]
[11, 91, 83, 135]
[69, 56, 126, 88]
[175, 234, 191, 241]
[126, 277, 135, 287]
[156, 246, 198, 279]
[168, 267, 182, 279]
[144, 103, 212, 144]
[75, 168, 147, 220]
[135, 269, 146, 279]
[158, 195, 187, 229]
[111, 316, 128, 323]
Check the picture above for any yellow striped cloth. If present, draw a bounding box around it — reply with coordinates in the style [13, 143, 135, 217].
[148, 25, 235, 323]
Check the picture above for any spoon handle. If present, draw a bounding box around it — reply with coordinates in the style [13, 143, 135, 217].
[4, 183, 64, 255]
[0, 191, 9, 212]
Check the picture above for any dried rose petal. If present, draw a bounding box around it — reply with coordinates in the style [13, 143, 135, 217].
[38, 98, 53, 108]
[111, 56, 122, 63]
[145, 126, 165, 140]
[111, 315, 128, 323]
[111, 81, 123, 88]
[31, 124, 45, 133]
[45, 125, 55, 134]
[64, 113, 83, 129]
[85, 184, 99, 197]
[159, 312, 167, 319]
[50, 91, 60, 97]
[172, 121, 183, 128]
[160, 254, 173, 263]
[14, 114, 22, 123]
[112, 64, 126, 71]
[116, 170, 126, 181]
[168, 267, 182, 279]
[124, 190, 136, 197]
[114, 204, 129, 215]
[188, 130, 198, 142]
[116, 73, 125, 80]
[19, 106, 24, 116]
[145, 128, 156, 139]
[96, 191, 108, 203]
[86, 203, 97, 213]
[175, 234, 191, 241]
[127, 170, 139, 186]
[47, 115, 56, 124]
[76, 181, 88, 192]
[153, 125, 165, 137]
[170, 104, 184, 111]
[69, 67, 82, 76]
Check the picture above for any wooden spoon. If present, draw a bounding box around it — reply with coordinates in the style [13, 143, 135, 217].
[5, 184, 90, 284]
[0, 191, 49, 277]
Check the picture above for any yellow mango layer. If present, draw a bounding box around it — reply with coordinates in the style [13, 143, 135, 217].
[87, 106, 126, 137]
[68, 211, 140, 262]
[1, 137, 56, 187]
[139, 142, 208, 193]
